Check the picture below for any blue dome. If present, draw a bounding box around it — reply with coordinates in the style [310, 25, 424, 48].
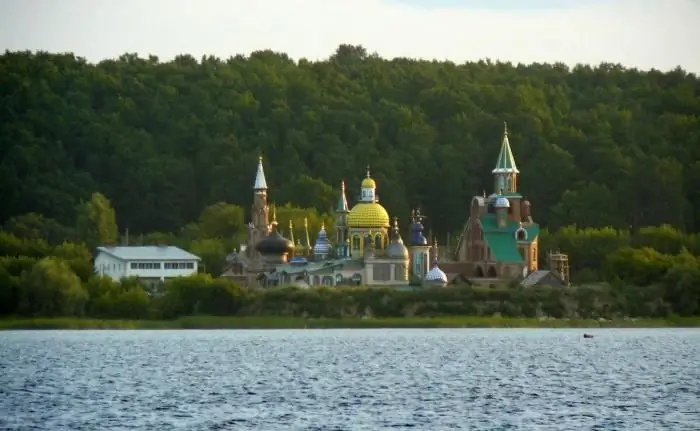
[313, 225, 331, 256]
[494, 196, 510, 208]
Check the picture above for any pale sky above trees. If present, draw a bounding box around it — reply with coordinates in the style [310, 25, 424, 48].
[1, 0, 698, 73]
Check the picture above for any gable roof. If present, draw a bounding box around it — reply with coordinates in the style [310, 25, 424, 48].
[521, 270, 565, 287]
[96, 246, 201, 261]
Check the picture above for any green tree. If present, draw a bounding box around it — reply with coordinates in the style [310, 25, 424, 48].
[19, 257, 88, 316]
[75, 192, 118, 248]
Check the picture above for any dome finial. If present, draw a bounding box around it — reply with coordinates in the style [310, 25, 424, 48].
[271, 204, 278, 227]
[366, 164, 371, 178]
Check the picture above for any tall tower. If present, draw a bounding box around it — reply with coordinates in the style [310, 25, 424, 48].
[251, 156, 270, 246]
[492, 122, 519, 194]
[407, 209, 432, 280]
[335, 180, 349, 258]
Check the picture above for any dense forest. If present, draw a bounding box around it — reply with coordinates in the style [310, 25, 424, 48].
[1, 45, 699, 321]
[1, 45, 699, 236]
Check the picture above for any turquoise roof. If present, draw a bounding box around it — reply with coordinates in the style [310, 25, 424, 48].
[479, 214, 539, 264]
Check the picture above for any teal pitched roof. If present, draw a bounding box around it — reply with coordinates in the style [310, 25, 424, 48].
[492, 122, 519, 174]
[479, 214, 539, 264]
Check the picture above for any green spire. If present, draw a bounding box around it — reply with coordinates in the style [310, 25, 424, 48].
[492, 121, 519, 174]
[336, 180, 349, 213]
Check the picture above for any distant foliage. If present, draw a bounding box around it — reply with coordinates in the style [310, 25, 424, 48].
[1, 47, 698, 236]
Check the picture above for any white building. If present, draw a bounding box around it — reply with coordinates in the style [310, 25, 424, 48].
[94, 246, 201, 282]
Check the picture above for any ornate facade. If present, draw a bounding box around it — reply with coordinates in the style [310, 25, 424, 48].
[221, 159, 446, 288]
[445, 123, 542, 282]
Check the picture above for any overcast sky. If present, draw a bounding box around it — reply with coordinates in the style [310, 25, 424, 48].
[1, 0, 698, 73]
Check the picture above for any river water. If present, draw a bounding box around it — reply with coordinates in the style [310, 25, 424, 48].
[1, 328, 699, 430]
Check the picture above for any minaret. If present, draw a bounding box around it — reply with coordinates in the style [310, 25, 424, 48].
[492, 122, 519, 194]
[407, 209, 431, 280]
[335, 180, 349, 258]
[303, 217, 311, 256]
[252, 156, 270, 235]
[288, 219, 295, 253]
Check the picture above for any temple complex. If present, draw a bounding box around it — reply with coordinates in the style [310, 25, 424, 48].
[222, 123, 566, 288]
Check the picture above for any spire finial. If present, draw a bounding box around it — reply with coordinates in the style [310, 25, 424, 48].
[341, 180, 345, 191]
[366, 165, 371, 178]
[271, 204, 278, 225]
[289, 219, 293, 229]
[258, 154, 263, 163]
[304, 217, 308, 228]
[321, 221, 325, 230]
[504, 121, 508, 135]
[483, 189, 486, 198]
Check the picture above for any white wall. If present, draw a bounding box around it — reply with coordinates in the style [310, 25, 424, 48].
[94, 251, 199, 282]
[94, 252, 128, 281]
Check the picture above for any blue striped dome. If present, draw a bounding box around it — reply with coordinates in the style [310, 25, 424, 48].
[425, 261, 447, 285]
[313, 224, 331, 256]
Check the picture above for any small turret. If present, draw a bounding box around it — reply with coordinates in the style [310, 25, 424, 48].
[386, 217, 409, 260]
[425, 259, 448, 287]
[313, 223, 331, 260]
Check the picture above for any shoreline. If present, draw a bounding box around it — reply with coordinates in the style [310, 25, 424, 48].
[2, 316, 699, 330]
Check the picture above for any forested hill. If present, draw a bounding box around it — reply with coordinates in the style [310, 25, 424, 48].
[1, 45, 699, 236]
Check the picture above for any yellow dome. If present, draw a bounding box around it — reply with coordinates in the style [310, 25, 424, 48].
[361, 177, 376, 188]
[348, 202, 390, 228]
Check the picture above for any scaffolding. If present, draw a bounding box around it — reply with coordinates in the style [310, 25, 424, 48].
[547, 250, 570, 286]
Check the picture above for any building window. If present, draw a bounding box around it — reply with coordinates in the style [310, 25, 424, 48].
[372, 264, 390, 281]
[394, 264, 407, 281]
[130, 262, 137, 269]
[352, 235, 360, 250]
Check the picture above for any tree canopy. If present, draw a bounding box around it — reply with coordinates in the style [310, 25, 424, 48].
[1, 45, 698, 237]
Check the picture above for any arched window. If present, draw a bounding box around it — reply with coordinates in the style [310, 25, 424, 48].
[474, 266, 484, 277]
[352, 235, 360, 250]
[374, 234, 383, 250]
[515, 228, 527, 241]
[487, 266, 498, 278]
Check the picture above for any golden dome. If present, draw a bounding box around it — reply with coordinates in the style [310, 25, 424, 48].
[348, 202, 390, 228]
[361, 177, 376, 188]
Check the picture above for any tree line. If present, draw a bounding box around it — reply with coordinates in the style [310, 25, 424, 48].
[1, 45, 699, 320]
[1, 192, 698, 319]
[1, 45, 699, 238]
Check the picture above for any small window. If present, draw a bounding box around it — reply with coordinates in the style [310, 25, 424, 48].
[130, 262, 137, 269]
[186, 262, 194, 269]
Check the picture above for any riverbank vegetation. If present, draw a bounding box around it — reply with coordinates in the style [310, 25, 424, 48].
[1, 47, 699, 327]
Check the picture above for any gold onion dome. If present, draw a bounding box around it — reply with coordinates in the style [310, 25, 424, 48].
[361, 177, 376, 188]
[348, 203, 390, 228]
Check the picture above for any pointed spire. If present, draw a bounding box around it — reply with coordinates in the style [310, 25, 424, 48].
[253, 155, 268, 190]
[336, 180, 349, 213]
[303, 217, 311, 250]
[270, 204, 278, 227]
[492, 122, 519, 174]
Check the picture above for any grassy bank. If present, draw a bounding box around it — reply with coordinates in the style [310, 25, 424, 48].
[2, 315, 700, 330]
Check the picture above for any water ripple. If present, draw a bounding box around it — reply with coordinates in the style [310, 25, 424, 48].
[1, 329, 699, 430]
